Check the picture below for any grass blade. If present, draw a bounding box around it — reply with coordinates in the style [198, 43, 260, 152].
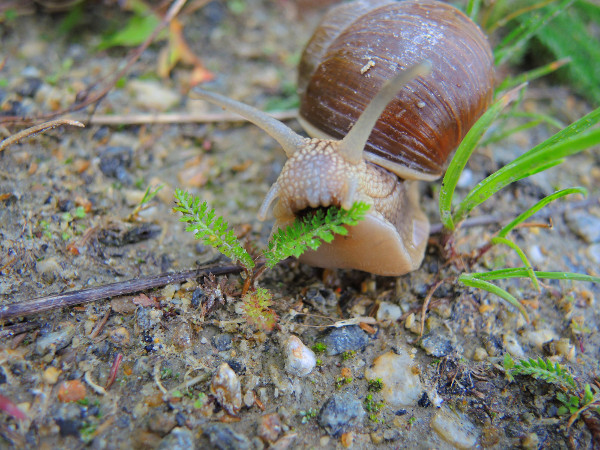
[466, 0, 482, 20]
[494, 0, 573, 65]
[453, 112, 600, 224]
[438, 86, 524, 230]
[495, 58, 571, 94]
[497, 187, 587, 238]
[490, 236, 540, 291]
[459, 273, 530, 322]
[469, 268, 600, 283]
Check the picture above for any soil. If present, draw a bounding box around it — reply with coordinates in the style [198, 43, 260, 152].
[1, 1, 599, 449]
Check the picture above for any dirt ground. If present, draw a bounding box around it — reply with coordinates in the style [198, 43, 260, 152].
[1, 1, 599, 449]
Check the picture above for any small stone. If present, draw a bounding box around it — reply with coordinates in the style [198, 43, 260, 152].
[431, 407, 478, 449]
[528, 245, 545, 264]
[283, 335, 316, 377]
[211, 363, 242, 415]
[318, 392, 365, 436]
[158, 427, 195, 450]
[376, 302, 402, 322]
[111, 297, 137, 314]
[589, 244, 600, 264]
[365, 350, 422, 407]
[35, 323, 76, 356]
[43, 366, 61, 384]
[203, 423, 251, 450]
[212, 334, 233, 351]
[503, 334, 525, 358]
[420, 333, 453, 357]
[524, 329, 558, 349]
[128, 79, 180, 111]
[271, 433, 297, 449]
[99, 146, 133, 184]
[109, 326, 130, 347]
[341, 431, 354, 447]
[148, 410, 176, 436]
[258, 413, 282, 443]
[243, 390, 254, 408]
[305, 287, 338, 313]
[473, 347, 488, 361]
[566, 210, 600, 243]
[521, 432, 540, 449]
[320, 436, 330, 446]
[36, 257, 62, 284]
[542, 338, 576, 361]
[57, 380, 87, 403]
[170, 322, 192, 349]
[456, 168, 474, 188]
[321, 326, 369, 356]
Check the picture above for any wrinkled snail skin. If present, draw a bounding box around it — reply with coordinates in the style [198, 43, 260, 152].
[193, 0, 494, 276]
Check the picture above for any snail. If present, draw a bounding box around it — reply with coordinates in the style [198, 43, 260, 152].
[193, 0, 494, 276]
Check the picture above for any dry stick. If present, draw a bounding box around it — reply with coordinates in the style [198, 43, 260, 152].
[75, 110, 298, 126]
[420, 280, 444, 337]
[0, 264, 242, 321]
[0, 0, 189, 126]
[0, 119, 84, 152]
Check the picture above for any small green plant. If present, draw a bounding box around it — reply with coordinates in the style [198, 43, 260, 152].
[335, 376, 352, 389]
[341, 350, 357, 361]
[364, 394, 385, 422]
[193, 392, 207, 409]
[241, 288, 278, 332]
[368, 378, 384, 392]
[299, 408, 318, 424]
[503, 354, 600, 428]
[174, 189, 369, 330]
[128, 184, 164, 221]
[312, 343, 327, 354]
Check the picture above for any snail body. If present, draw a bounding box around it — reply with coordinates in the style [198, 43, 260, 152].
[194, 0, 494, 276]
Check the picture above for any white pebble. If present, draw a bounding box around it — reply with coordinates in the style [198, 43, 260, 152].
[376, 301, 402, 322]
[365, 350, 422, 407]
[283, 335, 316, 377]
[431, 407, 478, 449]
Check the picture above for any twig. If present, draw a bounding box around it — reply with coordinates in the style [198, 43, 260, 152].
[89, 308, 111, 339]
[105, 353, 123, 390]
[75, 110, 298, 126]
[0, 322, 40, 339]
[0, 0, 189, 126]
[0, 265, 242, 321]
[420, 280, 444, 337]
[0, 119, 84, 152]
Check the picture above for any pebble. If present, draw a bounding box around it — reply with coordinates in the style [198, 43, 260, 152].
[128, 79, 180, 111]
[283, 335, 316, 377]
[109, 326, 130, 347]
[147, 410, 176, 436]
[456, 168, 475, 189]
[473, 347, 488, 361]
[42, 366, 61, 384]
[321, 326, 369, 356]
[566, 210, 600, 243]
[258, 413, 282, 443]
[98, 146, 133, 184]
[588, 244, 600, 264]
[35, 323, 76, 356]
[318, 392, 365, 436]
[503, 334, 525, 358]
[36, 257, 62, 284]
[305, 287, 337, 313]
[523, 329, 558, 349]
[57, 380, 87, 403]
[170, 322, 192, 349]
[158, 427, 196, 450]
[376, 302, 402, 322]
[211, 363, 242, 415]
[111, 297, 137, 314]
[419, 333, 453, 357]
[365, 351, 422, 407]
[203, 424, 251, 450]
[212, 334, 233, 351]
[430, 407, 478, 449]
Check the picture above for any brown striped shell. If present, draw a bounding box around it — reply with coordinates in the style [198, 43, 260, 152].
[298, 0, 494, 181]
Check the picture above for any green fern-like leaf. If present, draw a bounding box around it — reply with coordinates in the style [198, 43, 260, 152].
[264, 202, 370, 268]
[173, 189, 254, 270]
[511, 357, 577, 390]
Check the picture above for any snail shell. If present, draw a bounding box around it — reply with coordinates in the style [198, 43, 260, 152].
[193, 0, 494, 276]
[298, 0, 494, 181]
